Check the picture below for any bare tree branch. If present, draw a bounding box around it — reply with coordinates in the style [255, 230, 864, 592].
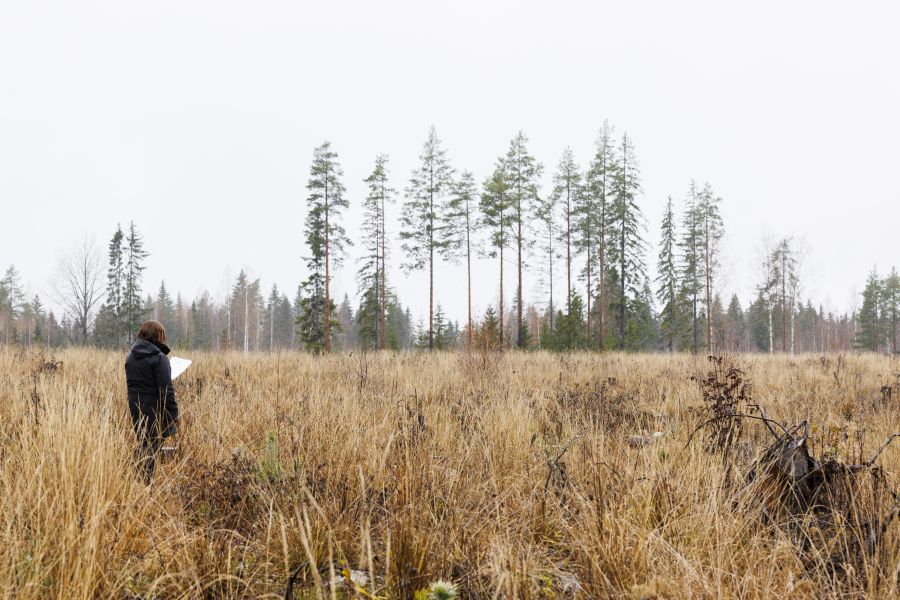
[53, 237, 104, 344]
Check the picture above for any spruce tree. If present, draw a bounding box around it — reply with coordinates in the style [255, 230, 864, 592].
[299, 141, 350, 353]
[857, 269, 883, 352]
[884, 267, 900, 354]
[585, 121, 617, 348]
[607, 132, 647, 350]
[400, 126, 455, 350]
[122, 222, 148, 344]
[155, 281, 175, 342]
[725, 294, 746, 352]
[656, 196, 679, 351]
[100, 224, 125, 345]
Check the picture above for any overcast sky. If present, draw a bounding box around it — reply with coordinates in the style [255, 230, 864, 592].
[1, 0, 897, 324]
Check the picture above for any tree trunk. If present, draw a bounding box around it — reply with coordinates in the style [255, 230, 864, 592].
[428, 165, 434, 350]
[324, 173, 331, 353]
[598, 192, 606, 351]
[565, 180, 571, 312]
[619, 219, 626, 350]
[586, 244, 592, 341]
[781, 253, 787, 353]
[243, 286, 249, 353]
[768, 307, 774, 354]
[548, 227, 554, 331]
[380, 183, 387, 351]
[466, 201, 472, 348]
[499, 237, 504, 349]
[704, 214, 713, 353]
[517, 203, 523, 348]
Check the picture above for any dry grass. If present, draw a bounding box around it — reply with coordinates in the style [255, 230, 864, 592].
[1, 348, 899, 599]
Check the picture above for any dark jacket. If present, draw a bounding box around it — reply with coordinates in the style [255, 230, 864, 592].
[125, 339, 178, 439]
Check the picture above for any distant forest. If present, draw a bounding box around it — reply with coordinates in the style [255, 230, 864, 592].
[1, 125, 897, 354]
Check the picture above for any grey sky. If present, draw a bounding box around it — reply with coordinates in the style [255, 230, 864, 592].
[1, 0, 897, 324]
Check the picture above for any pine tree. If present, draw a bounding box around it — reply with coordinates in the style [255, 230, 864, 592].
[697, 182, 725, 351]
[656, 196, 679, 351]
[446, 171, 479, 346]
[359, 155, 396, 350]
[299, 141, 350, 353]
[549, 148, 582, 323]
[585, 121, 617, 348]
[400, 126, 455, 350]
[479, 165, 512, 348]
[0, 266, 24, 344]
[501, 131, 543, 348]
[607, 132, 647, 350]
[122, 222, 148, 344]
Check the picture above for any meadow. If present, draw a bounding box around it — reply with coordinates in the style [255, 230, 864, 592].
[1, 348, 899, 599]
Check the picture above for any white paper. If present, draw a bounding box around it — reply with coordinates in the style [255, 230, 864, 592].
[169, 356, 193, 380]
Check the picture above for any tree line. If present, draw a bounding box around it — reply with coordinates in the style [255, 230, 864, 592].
[0, 124, 896, 354]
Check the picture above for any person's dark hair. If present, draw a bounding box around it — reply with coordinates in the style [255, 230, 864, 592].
[137, 320, 167, 345]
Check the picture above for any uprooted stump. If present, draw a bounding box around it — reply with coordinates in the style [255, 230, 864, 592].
[690, 357, 900, 579]
[745, 423, 900, 575]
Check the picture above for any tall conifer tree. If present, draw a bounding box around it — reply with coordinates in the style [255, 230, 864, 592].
[479, 166, 512, 348]
[299, 141, 350, 353]
[656, 196, 679, 351]
[585, 121, 617, 348]
[550, 148, 582, 314]
[123, 222, 148, 344]
[446, 171, 479, 346]
[607, 133, 647, 350]
[400, 126, 455, 350]
[501, 131, 543, 348]
[697, 182, 725, 351]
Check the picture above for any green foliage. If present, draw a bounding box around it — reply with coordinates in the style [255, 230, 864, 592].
[258, 431, 282, 483]
[607, 132, 648, 350]
[656, 196, 680, 351]
[123, 222, 149, 343]
[400, 127, 455, 349]
[298, 141, 350, 352]
[856, 269, 884, 351]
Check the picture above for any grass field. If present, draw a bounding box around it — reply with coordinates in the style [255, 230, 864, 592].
[1, 348, 899, 599]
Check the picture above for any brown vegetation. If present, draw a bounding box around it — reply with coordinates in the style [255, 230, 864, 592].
[1, 348, 899, 598]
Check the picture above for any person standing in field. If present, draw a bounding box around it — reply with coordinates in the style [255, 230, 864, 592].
[125, 320, 179, 480]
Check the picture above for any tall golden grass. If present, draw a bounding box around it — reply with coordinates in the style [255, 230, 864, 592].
[1, 347, 898, 599]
